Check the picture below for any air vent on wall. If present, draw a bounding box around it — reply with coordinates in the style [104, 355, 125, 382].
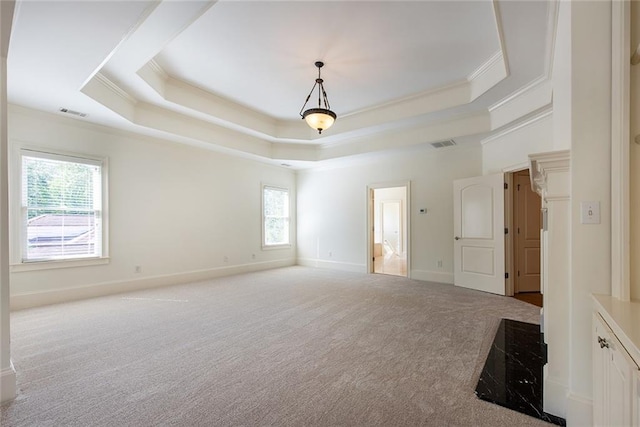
[430, 139, 456, 149]
[59, 107, 87, 118]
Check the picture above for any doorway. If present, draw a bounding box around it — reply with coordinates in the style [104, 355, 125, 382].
[511, 170, 542, 307]
[368, 184, 410, 277]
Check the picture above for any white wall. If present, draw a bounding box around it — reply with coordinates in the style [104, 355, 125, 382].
[482, 113, 553, 174]
[8, 106, 296, 309]
[546, 0, 613, 423]
[567, 0, 612, 414]
[297, 144, 482, 283]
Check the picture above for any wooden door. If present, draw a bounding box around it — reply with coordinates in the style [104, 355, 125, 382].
[453, 173, 506, 295]
[513, 170, 541, 293]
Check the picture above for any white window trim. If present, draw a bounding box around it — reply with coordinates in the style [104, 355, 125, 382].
[261, 184, 291, 250]
[10, 145, 110, 272]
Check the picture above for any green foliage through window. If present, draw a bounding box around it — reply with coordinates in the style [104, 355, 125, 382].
[22, 152, 103, 261]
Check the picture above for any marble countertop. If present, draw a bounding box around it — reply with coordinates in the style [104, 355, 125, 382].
[592, 294, 640, 367]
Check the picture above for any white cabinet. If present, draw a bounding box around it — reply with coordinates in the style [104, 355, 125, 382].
[593, 312, 638, 426]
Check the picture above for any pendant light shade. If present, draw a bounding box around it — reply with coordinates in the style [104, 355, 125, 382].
[302, 108, 336, 132]
[300, 61, 337, 134]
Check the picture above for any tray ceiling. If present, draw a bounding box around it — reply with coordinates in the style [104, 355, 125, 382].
[7, 0, 554, 168]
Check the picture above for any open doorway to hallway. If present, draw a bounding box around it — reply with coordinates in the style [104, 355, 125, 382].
[510, 170, 542, 308]
[369, 185, 409, 277]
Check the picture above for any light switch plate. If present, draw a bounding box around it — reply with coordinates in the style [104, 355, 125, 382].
[580, 201, 600, 224]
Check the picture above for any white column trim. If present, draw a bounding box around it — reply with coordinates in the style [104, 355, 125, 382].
[610, 0, 631, 301]
[529, 149, 571, 418]
[529, 149, 571, 197]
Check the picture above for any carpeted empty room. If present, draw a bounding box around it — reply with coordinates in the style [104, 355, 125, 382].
[1, 267, 551, 426]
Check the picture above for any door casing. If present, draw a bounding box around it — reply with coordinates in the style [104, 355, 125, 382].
[367, 181, 411, 277]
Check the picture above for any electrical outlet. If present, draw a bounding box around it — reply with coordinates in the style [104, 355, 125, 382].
[328, 251, 332, 257]
[223, 256, 229, 263]
[437, 260, 443, 268]
[134, 265, 142, 274]
[251, 254, 256, 260]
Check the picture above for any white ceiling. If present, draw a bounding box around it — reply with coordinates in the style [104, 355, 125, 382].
[7, 0, 554, 168]
[156, 1, 500, 118]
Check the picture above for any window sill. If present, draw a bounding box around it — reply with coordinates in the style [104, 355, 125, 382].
[262, 244, 292, 251]
[11, 257, 110, 273]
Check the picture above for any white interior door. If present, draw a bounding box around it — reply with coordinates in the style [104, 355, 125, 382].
[453, 173, 505, 295]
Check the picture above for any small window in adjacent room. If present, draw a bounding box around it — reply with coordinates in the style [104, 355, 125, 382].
[20, 149, 106, 263]
[262, 185, 290, 247]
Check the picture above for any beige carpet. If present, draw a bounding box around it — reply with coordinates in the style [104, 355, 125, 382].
[1, 266, 551, 426]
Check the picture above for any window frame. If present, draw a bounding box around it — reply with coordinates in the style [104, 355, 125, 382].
[261, 184, 291, 249]
[11, 146, 109, 272]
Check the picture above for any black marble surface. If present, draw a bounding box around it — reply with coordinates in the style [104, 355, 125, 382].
[475, 319, 566, 426]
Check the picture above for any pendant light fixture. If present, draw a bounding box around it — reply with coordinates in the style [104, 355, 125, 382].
[299, 61, 336, 134]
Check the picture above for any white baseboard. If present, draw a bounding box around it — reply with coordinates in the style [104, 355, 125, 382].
[296, 258, 367, 273]
[544, 371, 568, 419]
[0, 361, 16, 403]
[11, 259, 296, 310]
[566, 393, 592, 426]
[410, 269, 454, 284]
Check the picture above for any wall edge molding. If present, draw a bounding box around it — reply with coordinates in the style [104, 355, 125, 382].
[566, 393, 593, 426]
[544, 372, 568, 418]
[410, 269, 454, 284]
[11, 259, 296, 310]
[296, 258, 367, 273]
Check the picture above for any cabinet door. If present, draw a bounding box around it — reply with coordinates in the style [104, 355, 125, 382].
[608, 331, 634, 427]
[593, 312, 638, 426]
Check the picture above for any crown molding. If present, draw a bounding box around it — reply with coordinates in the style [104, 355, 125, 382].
[135, 47, 508, 145]
[481, 106, 552, 145]
[490, 0, 510, 77]
[80, 73, 137, 121]
[147, 58, 168, 80]
[95, 73, 137, 105]
[136, 59, 167, 97]
[72, 0, 554, 164]
[316, 110, 491, 161]
[488, 75, 552, 130]
[468, 51, 508, 99]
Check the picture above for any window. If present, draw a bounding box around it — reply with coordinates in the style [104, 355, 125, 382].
[262, 185, 290, 247]
[20, 149, 106, 262]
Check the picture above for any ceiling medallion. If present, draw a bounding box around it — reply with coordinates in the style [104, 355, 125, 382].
[299, 61, 337, 134]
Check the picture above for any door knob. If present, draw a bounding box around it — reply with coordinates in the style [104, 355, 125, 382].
[454, 236, 460, 240]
